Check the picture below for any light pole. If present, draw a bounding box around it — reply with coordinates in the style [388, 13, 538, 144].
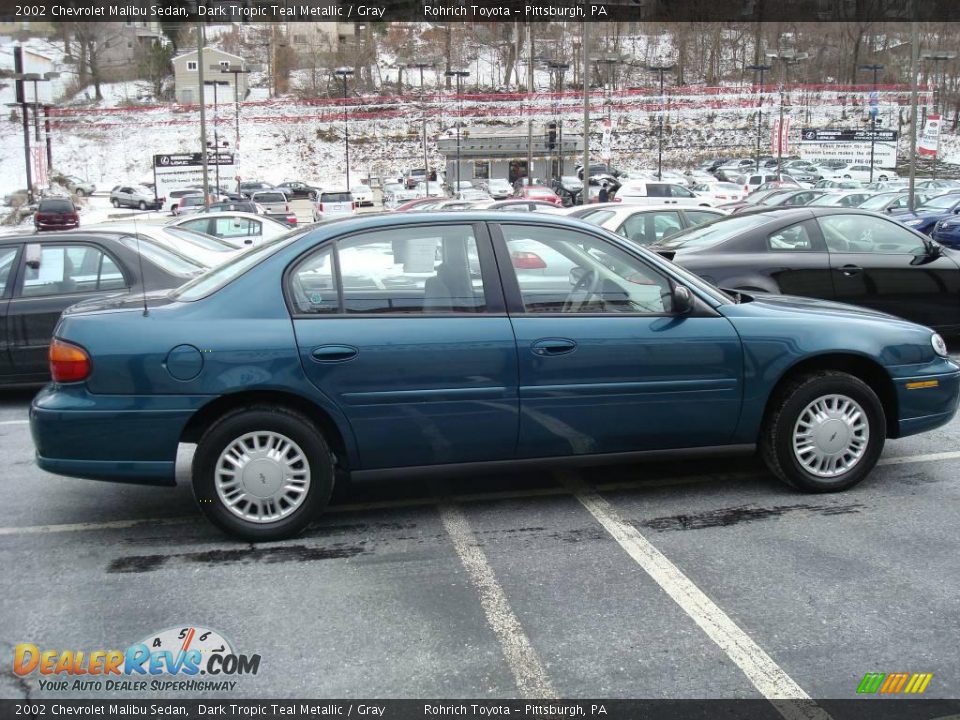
[920, 50, 957, 180]
[11, 71, 56, 200]
[765, 50, 808, 173]
[408, 62, 435, 196]
[859, 63, 884, 183]
[445, 69, 470, 194]
[224, 65, 249, 192]
[334, 67, 354, 190]
[648, 65, 674, 181]
[547, 60, 570, 179]
[746, 64, 771, 171]
[204, 80, 229, 194]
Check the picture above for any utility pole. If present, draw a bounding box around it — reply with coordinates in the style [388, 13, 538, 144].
[527, 22, 534, 184]
[908, 22, 919, 210]
[581, 22, 589, 204]
[409, 62, 435, 197]
[746, 64, 771, 171]
[225, 65, 249, 192]
[13, 47, 33, 203]
[197, 22, 210, 209]
[44, 105, 52, 170]
[859, 64, 884, 183]
[334, 67, 354, 189]
[445, 70, 470, 194]
[920, 50, 957, 181]
[648, 65, 673, 181]
[765, 50, 808, 174]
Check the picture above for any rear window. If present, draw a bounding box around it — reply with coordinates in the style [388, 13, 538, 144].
[321, 192, 352, 203]
[165, 227, 235, 252]
[118, 236, 206, 277]
[255, 193, 286, 203]
[657, 213, 773, 250]
[39, 199, 74, 213]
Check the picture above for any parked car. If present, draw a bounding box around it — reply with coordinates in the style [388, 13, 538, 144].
[350, 185, 374, 207]
[616, 181, 715, 207]
[578, 205, 725, 246]
[915, 179, 960, 192]
[174, 194, 208, 216]
[63, 176, 96, 197]
[651, 207, 960, 333]
[483, 178, 514, 200]
[889, 193, 960, 235]
[314, 191, 356, 222]
[110, 185, 163, 210]
[930, 216, 960, 250]
[250, 191, 295, 225]
[830, 164, 898, 183]
[169, 212, 293, 248]
[201, 200, 263, 215]
[86, 223, 238, 267]
[0, 232, 204, 385]
[514, 185, 563, 206]
[30, 212, 959, 541]
[806, 190, 877, 208]
[692, 181, 746, 205]
[855, 191, 936, 214]
[34, 197, 80, 232]
[274, 181, 321, 200]
[483, 199, 567, 213]
[238, 181, 275, 197]
[166, 189, 206, 215]
[814, 179, 865, 190]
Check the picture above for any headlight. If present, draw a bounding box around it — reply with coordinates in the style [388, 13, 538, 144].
[903, 218, 925, 226]
[932, 333, 949, 358]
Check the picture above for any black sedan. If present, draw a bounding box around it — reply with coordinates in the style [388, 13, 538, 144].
[273, 181, 320, 200]
[0, 232, 204, 386]
[652, 207, 960, 333]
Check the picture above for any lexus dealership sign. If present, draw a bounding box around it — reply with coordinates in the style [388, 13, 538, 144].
[798, 127, 898, 168]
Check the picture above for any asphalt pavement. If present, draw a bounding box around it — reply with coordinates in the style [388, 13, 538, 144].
[1, 372, 958, 704]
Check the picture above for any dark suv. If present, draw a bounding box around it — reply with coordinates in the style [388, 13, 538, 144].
[34, 197, 79, 232]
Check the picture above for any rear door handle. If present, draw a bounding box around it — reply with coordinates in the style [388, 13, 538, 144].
[840, 264, 863, 276]
[531, 338, 577, 356]
[311, 345, 358, 362]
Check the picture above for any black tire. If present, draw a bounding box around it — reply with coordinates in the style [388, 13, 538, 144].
[111, 199, 120, 208]
[138, 200, 147, 210]
[192, 405, 334, 541]
[75, 188, 86, 197]
[760, 371, 885, 493]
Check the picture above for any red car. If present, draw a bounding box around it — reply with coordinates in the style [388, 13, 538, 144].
[34, 197, 80, 232]
[393, 197, 441, 212]
[515, 185, 563, 206]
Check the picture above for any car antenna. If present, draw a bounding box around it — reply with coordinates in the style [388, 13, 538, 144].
[131, 207, 149, 317]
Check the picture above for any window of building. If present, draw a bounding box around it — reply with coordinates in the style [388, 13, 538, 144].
[187, 61, 197, 71]
[473, 161, 490, 180]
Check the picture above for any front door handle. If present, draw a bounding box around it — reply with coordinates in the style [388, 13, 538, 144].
[311, 345, 358, 363]
[840, 264, 863, 277]
[531, 338, 577, 357]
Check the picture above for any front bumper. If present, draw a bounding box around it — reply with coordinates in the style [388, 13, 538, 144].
[30, 384, 211, 486]
[889, 358, 960, 438]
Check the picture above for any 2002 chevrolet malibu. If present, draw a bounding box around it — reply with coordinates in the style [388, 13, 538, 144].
[30, 213, 960, 540]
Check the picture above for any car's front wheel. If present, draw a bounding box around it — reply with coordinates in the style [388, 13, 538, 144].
[75, 188, 86, 197]
[111, 199, 120, 208]
[192, 406, 334, 541]
[138, 201, 147, 210]
[761, 371, 885, 492]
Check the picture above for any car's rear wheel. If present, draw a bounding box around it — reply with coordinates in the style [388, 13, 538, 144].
[761, 371, 885, 492]
[138, 201, 147, 210]
[75, 188, 86, 197]
[111, 199, 120, 208]
[192, 406, 334, 541]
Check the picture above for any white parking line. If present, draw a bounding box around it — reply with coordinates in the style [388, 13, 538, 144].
[877, 450, 960, 466]
[558, 470, 831, 720]
[0, 420, 29, 426]
[438, 503, 557, 699]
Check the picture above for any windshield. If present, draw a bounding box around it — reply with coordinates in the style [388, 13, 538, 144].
[165, 227, 235, 252]
[919, 193, 960, 210]
[656, 213, 772, 250]
[170, 230, 306, 301]
[39, 199, 74, 212]
[119, 236, 206, 277]
[857, 193, 898, 210]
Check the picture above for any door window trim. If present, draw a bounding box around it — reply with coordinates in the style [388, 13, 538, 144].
[283, 221, 507, 319]
[0, 244, 23, 299]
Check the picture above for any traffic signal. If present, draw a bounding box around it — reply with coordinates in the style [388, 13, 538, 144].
[547, 122, 557, 150]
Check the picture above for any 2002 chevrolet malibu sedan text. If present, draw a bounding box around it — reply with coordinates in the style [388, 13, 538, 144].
[30, 213, 960, 540]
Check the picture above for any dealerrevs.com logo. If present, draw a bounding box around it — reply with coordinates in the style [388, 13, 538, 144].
[14, 626, 260, 693]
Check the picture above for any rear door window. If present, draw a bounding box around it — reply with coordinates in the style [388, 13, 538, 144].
[20, 244, 127, 297]
[0, 247, 18, 296]
[619, 211, 682, 245]
[645, 184, 669, 197]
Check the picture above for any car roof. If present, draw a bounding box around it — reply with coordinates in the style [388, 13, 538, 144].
[170, 211, 280, 223]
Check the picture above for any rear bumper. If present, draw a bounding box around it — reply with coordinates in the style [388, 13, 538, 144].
[890, 359, 960, 438]
[30, 385, 210, 486]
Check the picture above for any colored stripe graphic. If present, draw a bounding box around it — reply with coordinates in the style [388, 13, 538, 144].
[859, 672, 932, 694]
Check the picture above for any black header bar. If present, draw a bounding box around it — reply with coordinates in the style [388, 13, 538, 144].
[0, 0, 958, 22]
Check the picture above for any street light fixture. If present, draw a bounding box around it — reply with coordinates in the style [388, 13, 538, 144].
[204, 79, 230, 194]
[648, 65, 674, 181]
[223, 64, 249, 192]
[919, 50, 956, 180]
[406, 62, 435, 197]
[334, 67, 355, 190]
[858, 64, 884, 183]
[445, 69, 470, 194]
[765, 50, 808, 173]
[746, 64, 772, 172]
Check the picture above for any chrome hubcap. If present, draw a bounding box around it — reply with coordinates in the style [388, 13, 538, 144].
[215, 431, 311, 524]
[792, 394, 869, 478]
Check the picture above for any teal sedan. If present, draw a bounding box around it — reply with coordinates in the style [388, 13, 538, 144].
[30, 213, 960, 541]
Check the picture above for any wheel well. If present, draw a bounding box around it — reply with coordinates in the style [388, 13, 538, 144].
[179, 391, 351, 469]
[763, 353, 899, 438]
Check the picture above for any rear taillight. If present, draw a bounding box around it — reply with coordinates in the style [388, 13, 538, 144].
[318, 203, 325, 212]
[511, 251, 547, 269]
[285, 204, 289, 212]
[351, 202, 356, 210]
[49, 338, 91, 383]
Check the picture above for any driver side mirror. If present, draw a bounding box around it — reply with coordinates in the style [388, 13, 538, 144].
[672, 284, 694, 314]
[924, 239, 943, 259]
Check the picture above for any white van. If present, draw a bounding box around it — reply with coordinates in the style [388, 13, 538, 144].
[615, 182, 715, 207]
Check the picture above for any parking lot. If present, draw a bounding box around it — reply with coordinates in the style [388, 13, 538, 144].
[2, 354, 959, 703]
